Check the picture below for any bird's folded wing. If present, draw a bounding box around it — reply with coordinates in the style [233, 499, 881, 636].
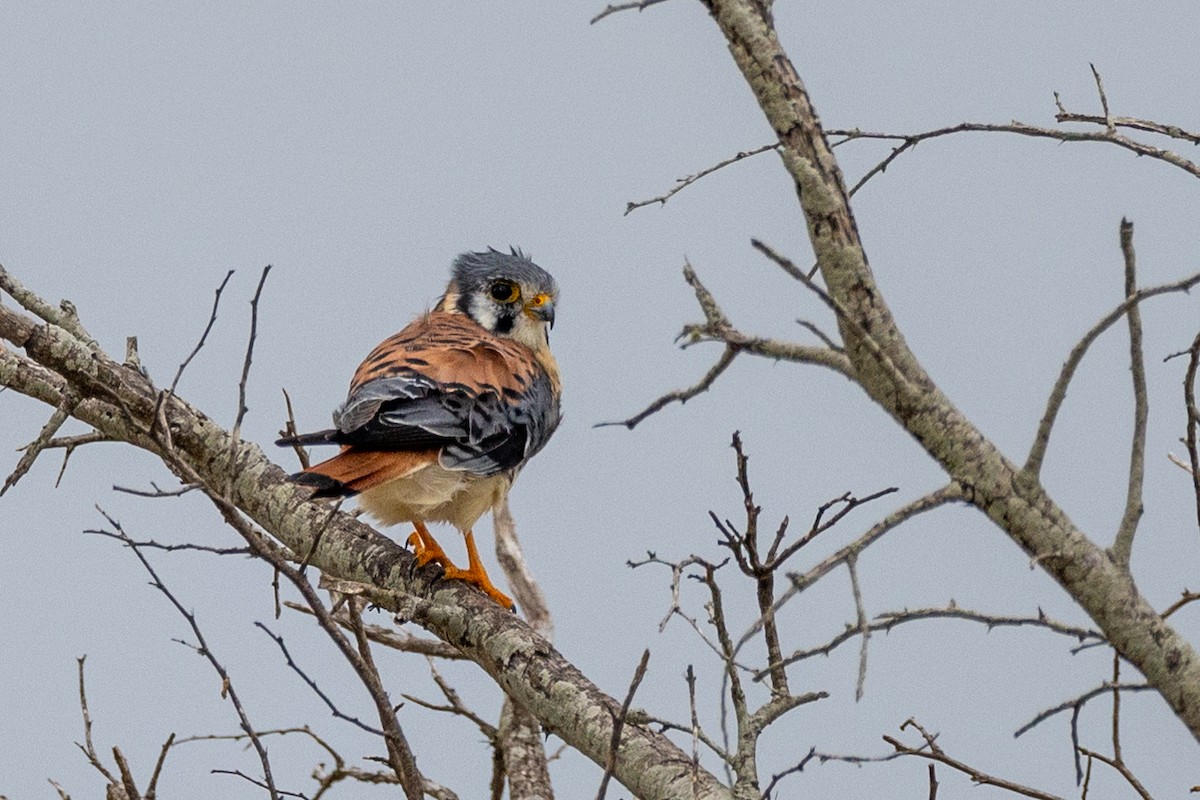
[330, 314, 560, 476]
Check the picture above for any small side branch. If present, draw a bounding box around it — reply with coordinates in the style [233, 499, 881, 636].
[623, 143, 780, 214]
[757, 604, 1102, 682]
[596, 649, 651, 800]
[2, 392, 76, 496]
[0, 263, 98, 347]
[740, 483, 964, 648]
[1169, 332, 1200, 531]
[166, 270, 235, 398]
[598, 345, 739, 430]
[1014, 681, 1153, 738]
[590, 0, 671, 25]
[598, 259, 853, 429]
[88, 510, 279, 800]
[227, 265, 272, 491]
[1025, 269, 1200, 476]
[282, 601, 466, 660]
[1111, 219, 1146, 567]
[886, 719, 1065, 800]
[847, 556, 870, 701]
[73, 655, 120, 786]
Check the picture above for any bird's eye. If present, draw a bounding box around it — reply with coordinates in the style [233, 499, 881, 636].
[490, 281, 520, 303]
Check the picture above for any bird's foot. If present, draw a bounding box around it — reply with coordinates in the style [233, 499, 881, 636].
[443, 529, 514, 611]
[406, 523, 514, 611]
[406, 520, 456, 570]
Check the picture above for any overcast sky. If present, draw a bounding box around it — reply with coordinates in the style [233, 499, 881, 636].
[3, 3, 1200, 798]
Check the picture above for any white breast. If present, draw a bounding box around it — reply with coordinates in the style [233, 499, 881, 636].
[357, 462, 513, 532]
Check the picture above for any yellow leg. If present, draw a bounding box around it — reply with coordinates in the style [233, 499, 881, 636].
[406, 523, 514, 610]
[406, 520, 455, 569]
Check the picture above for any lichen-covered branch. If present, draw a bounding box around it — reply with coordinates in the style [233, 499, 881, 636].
[0, 288, 731, 800]
[701, 0, 1200, 741]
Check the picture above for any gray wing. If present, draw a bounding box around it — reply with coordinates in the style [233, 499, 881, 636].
[331, 313, 561, 476]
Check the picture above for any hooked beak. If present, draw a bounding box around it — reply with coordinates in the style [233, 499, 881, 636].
[524, 293, 555, 328]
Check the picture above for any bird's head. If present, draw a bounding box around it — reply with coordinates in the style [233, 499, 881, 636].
[439, 248, 558, 351]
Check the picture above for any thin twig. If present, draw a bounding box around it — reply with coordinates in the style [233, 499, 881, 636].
[2, 392, 76, 496]
[829, 113, 1200, 194]
[598, 257, 855, 429]
[887, 719, 1064, 800]
[346, 598, 425, 800]
[1055, 111, 1200, 145]
[756, 603, 1102, 682]
[283, 601, 466, 659]
[596, 649, 651, 800]
[210, 769, 306, 799]
[739, 483, 964, 650]
[623, 143, 780, 214]
[144, 732, 175, 800]
[1090, 64, 1114, 134]
[847, 555, 870, 701]
[73, 656, 119, 786]
[112, 481, 199, 498]
[42, 431, 110, 487]
[88, 510, 280, 799]
[1076, 748, 1152, 800]
[1026, 269, 1200, 476]
[1176, 332, 1200, 531]
[1111, 219, 1146, 567]
[590, 0, 671, 25]
[751, 239, 910, 392]
[1111, 654, 1123, 766]
[597, 345, 738, 429]
[401, 659, 497, 740]
[770, 486, 899, 569]
[167, 270, 235, 399]
[1161, 590, 1200, 620]
[227, 265, 272, 494]
[1014, 681, 1153, 738]
[280, 388, 310, 470]
[255, 622, 386, 737]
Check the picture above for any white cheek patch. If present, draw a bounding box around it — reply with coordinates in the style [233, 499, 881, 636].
[467, 295, 499, 331]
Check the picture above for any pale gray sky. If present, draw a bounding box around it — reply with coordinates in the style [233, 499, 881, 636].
[3, 3, 1199, 798]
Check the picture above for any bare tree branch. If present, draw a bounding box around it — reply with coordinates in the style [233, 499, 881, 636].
[1168, 332, 1200, 532]
[597, 649, 651, 800]
[590, 0, 671, 25]
[598, 261, 854, 429]
[282, 601, 466, 660]
[623, 143, 780, 215]
[1111, 219, 1147, 567]
[1014, 681, 1153, 738]
[739, 483, 964, 650]
[87, 512, 280, 799]
[2, 391, 75, 496]
[886, 719, 1064, 800]
[757, 603, 1102, 682]
[0, 286, 730, 799]
[1025, 267, 1200, 477]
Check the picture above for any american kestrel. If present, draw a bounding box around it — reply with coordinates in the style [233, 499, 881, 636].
[277, 249, 561, 609]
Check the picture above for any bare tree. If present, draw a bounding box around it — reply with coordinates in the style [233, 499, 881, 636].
[4, 2, 1200, 798]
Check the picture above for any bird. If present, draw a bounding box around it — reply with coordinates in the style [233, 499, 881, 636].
[277, 248, 561, 610]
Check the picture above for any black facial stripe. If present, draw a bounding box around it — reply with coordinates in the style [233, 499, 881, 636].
[493, 312, 515, 335]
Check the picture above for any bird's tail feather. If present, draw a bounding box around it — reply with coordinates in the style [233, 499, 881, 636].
[296, 448, 435, 498]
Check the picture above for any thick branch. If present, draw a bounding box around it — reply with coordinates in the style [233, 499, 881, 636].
[702, 0, 1200, 741]
[0, 296, 731, 800]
